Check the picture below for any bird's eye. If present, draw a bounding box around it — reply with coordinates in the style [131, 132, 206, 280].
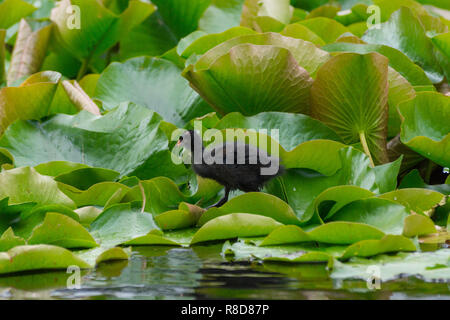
[179, 136, 183, 141]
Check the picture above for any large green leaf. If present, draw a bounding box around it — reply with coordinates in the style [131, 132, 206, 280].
[259, 225, 312, 246]
[214, 112, 342, 151]
[0, 102, 187, 180]
[322, 42, 433, 88]
[0, 167, 75, 209]
[307, 222, 385, 244]
[184, 43, 313, 116]
[198, 0, 246, 34]
[297, 17, 350, 43]
[330, 198, 410, 235]
[58, 182, 130, 207]
[362, 7, 444, 83]
[340, 235, 416, 260]
[0, 228, 26, 252]
[95, 57, 212, 126]
[0, 0, 36, 29]
[398, 92, 450, 167]
[311, 52, 389, 165]
[0, 244, 90, 275]
[89, 203, 160, 248]
[151, 0, 210, 39]
[28, 212, 97, 248]
[378, 188, 445, 214]
[0, 71, 78, 134]
[191, 213, 282, 244]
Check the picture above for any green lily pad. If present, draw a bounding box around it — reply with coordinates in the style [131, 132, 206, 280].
[34, 161, 90, 177]
[214, 112, 342, 151]
[74, 206, 102, 227]
[89, 203, 160, 248]
[0, 102, 187, 181]
[259, 225, 312, 246]
[58, 182, 129, 207]
[308, 221, 385, 245]
[0, 0, 36, 30]
[95, 247, 130, 264]
[95, 57, 212, 126]
[362, 7, 444, 83]
[191, 213, 283, 244]
[27, 212, 97, 249]
[399, 169, 450, 195]
[330, 198, 410, 235]
[155, 210, 202, 231]
[313, 185, 375, 222]
[403, 214, 437, 237]
[340, 235, 417, 260]
[280, 23, 326, 46]
[0, 244, 90, 275]
[0, 228, 26, 252]
[311, 52, 389, 166]
[0, 167, 75, 209]
[297, 17, 350, 43]
[398, 92, 450, 168]
[378, 188, 445, 214]
[185, 43, 313, 116]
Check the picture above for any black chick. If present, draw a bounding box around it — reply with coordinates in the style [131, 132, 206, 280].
[177, 130, 285, 208]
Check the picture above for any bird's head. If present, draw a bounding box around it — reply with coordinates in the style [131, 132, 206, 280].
[176, 130, 202, 152]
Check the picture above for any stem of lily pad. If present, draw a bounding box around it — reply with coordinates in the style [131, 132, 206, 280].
[359, 131, 375, 168]
[139, 181, 146, 213]
[76, 58, 89, 81]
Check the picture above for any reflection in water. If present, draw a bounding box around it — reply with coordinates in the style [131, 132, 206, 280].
[0, 245, 448, 300]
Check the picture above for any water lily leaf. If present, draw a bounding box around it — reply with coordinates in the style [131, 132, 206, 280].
[34, 161, 90, 177]
[178, 26, 256, 60]
[214, 192, 301, 225]
[340, 235, 417, 260]
[214, 112, 342, 152]
[378, 188, 445, 214]
[431, 32, 450, 81]
[7, 19, 51, 85]
[191, 213, 283, 244]
[155, 210, 202, 231]
[362, 7, 444, 83]
[280, 23, 326, 46]
[0, 102, 186, 180]
[123, 232, 180, 247]
[373, 156, 402, 193]
[50, 0, 153, 65]
[332, 249, 450, 281]
[330, 198, 410, 235]
[151, 0, 210, 39]
[313, 185, 375, 222]
[403, 214, 437, 237]
[386, 68, 416, 138]
[184, 43, 313, 116]
[322, 42, 433, 88]
[0, 228, 26, 252]
[241, 0, 292, 30]
[28, 212, 97, 249]
[90, 203, 160, 248]
[54, 167, 120, 190]
[0, 71, 78, 134]
[0, 244, 90, 275]
[259, 225, 312, 246]
[269, 147, 379, 223]
[0, 167, 75, 209]
[398, 92, 450, 168]
[188, 32, 330, 79]
[311, 52, 389, 166]
[297, 17, 349, 43]
[95, 247, 130, 265]
[95, 57, 212, 126]
[58, 182, 129, 207]
[74, 206, 102, 227]
[308, 221, 385, 244]
[0, 0, 36, 29]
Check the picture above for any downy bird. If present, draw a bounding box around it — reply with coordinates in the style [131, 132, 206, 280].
[177, 130, 284, 208]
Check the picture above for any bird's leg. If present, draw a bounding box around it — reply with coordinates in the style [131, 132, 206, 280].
[206, 187, 230, 209]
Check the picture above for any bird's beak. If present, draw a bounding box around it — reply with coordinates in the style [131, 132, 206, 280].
[176, 140, 181, 146]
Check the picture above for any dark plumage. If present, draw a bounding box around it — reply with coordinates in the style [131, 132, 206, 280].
[177, 130, 285, 208]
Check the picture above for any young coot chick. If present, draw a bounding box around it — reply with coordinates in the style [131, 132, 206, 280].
[177, 130, 285, 208]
